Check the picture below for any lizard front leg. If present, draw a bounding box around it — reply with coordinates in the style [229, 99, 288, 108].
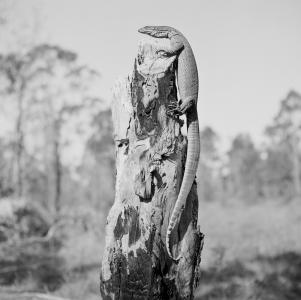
[167, 96, 195, 117]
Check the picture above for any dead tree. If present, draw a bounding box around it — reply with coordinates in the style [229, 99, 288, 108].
[100, 37, 204, 299]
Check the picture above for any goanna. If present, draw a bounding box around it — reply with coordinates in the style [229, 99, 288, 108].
[138, 26, 200, 261]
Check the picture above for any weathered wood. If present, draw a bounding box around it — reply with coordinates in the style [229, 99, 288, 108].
[100, 38, 204, 299]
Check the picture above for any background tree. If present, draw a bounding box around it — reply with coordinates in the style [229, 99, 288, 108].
[227, 133, 262, 202]
[197, 126, 222, 201]
[0, 0, 8, 26]
[0, 138, 14, 197]
[0, 54, 27, 197]
[79, 109, 115, 221]
[265, 90, 301, 198]
[260, 145, 293, 200]
[0, 45, 103, 216]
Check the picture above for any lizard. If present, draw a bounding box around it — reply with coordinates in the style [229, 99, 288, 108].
[138, 26, 200, 261]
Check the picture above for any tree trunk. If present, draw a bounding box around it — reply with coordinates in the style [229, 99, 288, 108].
[291, 135, 301, 197]
[44, 103, 62, 217]
[100, 39, 204, 299]
[53, 121, 61, 215]
[15, 86, 25, 198]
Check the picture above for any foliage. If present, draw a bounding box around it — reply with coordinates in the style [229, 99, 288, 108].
[195, 199, 301, 300]
[196, 90, 301, 203]
[0, 44, 105, 215]
[227, 134, 262, 201]
[197, 126, 222, 202]
[265, 90, 301, 198]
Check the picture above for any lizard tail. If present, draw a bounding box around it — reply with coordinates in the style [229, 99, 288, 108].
[166, 107, 200, 261]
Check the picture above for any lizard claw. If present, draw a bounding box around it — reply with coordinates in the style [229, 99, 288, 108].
[166, 106, 182, 117]
[166, 100, 184, 116]
[178, 98, 195, 114]
[166, 103, 184, 126]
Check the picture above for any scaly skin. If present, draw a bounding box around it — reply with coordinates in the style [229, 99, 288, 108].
[138, 26, 200, 261]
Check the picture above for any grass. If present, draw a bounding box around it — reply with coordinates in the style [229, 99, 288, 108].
[199, 199, 301, 265]
[195, 198, 301, 299]
[1, 199, 300, 299]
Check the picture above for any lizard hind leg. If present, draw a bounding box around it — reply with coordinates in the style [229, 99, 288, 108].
[178, 96, 195, 114]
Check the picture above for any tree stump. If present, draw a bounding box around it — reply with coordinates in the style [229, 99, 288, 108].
[100, 37, 204, 300]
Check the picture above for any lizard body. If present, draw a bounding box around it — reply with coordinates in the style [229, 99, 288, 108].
[138, 26, 200, 261]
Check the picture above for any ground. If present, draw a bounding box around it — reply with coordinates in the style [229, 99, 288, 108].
[0, 199, 300, 300]
[195, 198, 301, 300]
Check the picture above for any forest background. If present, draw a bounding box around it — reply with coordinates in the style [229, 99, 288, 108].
[0, 1, 300, 299]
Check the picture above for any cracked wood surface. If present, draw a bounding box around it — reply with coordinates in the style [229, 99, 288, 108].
[100, 37, 204, 300]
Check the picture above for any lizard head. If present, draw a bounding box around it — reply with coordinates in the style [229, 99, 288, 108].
[138, 26, 178, 38]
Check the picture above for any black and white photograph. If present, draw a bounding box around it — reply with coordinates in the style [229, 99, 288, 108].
[0, 1, 300, 299]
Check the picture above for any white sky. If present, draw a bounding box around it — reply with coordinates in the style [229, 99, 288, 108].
[2, 0, 301, 146]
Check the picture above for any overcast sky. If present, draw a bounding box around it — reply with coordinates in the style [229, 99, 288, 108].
[3, 0, 301, 146]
